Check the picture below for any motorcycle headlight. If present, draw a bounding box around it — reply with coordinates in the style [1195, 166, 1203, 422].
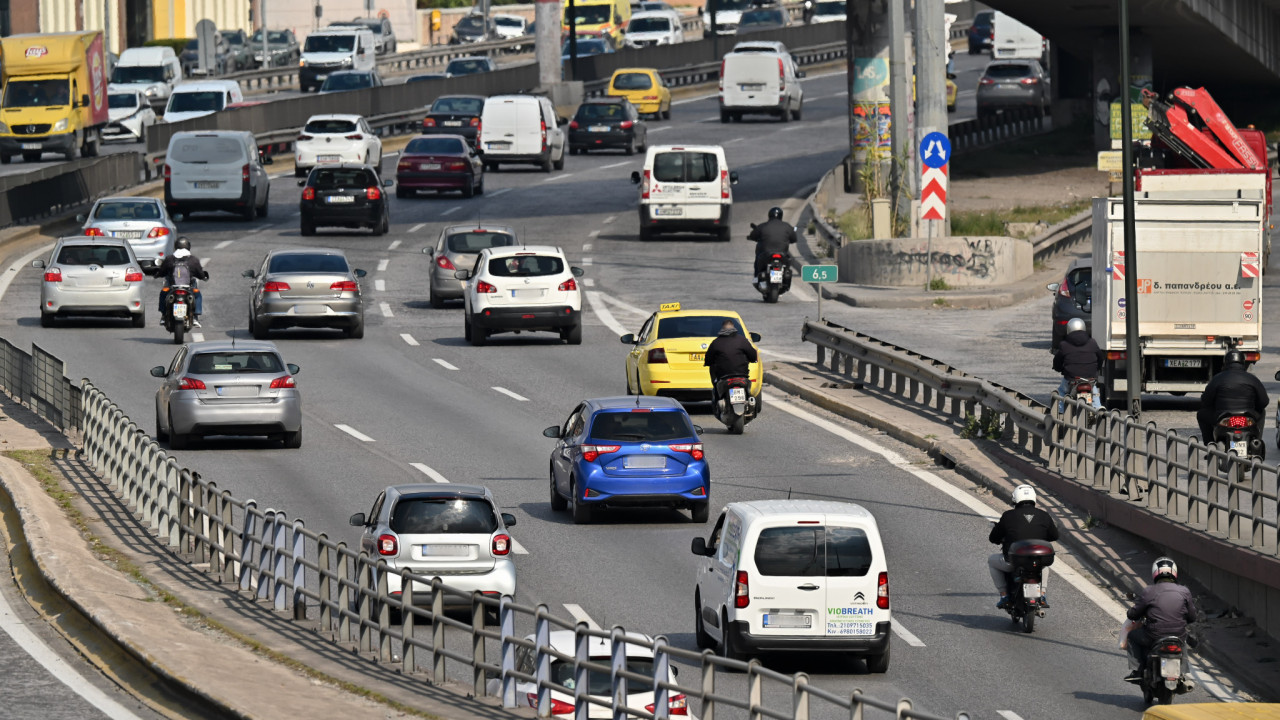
[52, 118, 68, 132]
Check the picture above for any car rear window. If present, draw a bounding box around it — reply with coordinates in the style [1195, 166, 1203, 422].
[652, 151, 718, 183]
[447, 59, 489, 75]
[826, 527, 873, 577]
[629, 17, 672, 32]
[487, 255, 564, 277]
[431, 97, 484, 114]
[455, 16, 485, 31]
[612, 72, 653, 90]
[108, 93, 139, 109]
[446, 231, 515, 253]
[187, 352, 284, 374]
[577, 103, 625, 120]
[168, 92, 226, 114]
[984, 64, 1032, 79]
[390, 498, 498, 534]
[495, 16, 523, 28]
[169, 136, 243, 164]
[322, 73, 373, 91]
[55, 244, 131, 266]
[94, 201, 162, 220]
[551, 658, 654, 695]
[311, 168, 377, 189]
[267, 253, 350, 273]
[656, 315, 742, 339]
[406, 137, 467, 154]
[754, 527, 822, 577]
[304, 119, 358, 134]
[740, 9, 784, 24]
[589, 410, 693, 441]
[304, 34, 355, 52]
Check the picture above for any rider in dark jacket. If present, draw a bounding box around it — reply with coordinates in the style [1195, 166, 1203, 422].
[747, 207, 797, 278]
[704, 320, 758, 406]
[1053, 318, 1104, 410]
[988, 484, 1060, 609]
[1196, 349, 1268, 442]
[1125, 557, 1198, 681]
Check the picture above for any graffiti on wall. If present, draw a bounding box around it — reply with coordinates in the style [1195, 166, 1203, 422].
[887, 238, 997, 279]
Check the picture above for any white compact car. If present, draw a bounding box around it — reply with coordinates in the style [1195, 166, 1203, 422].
[294, 114, 383, 177]
[455, 245, 584, 346]
[104, 86, 157, 142]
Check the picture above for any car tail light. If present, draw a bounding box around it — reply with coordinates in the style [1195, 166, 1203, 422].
[1019, 77, 1039, 85]
[470, 117, 481, 128]
[492, 533, 511, 556]
[43, 269, 62, 283]
[647, 695, 688, 716]
[620, 120, 633, 129]
[330, 280, 358, 292]
[423, 118, 437, 127]
[877, 571, 889, 609]
[397, 161, 410, 171]
[979, 77, 995, 85]
[718, 60, 725, 91]
[302, 187, 316, 200]
[1246, 352, 1261, 362]
[366, 186, 382, 201]
[178, 377, 206, 390]
[445, 161, 467, 171]
[1107, 351, 1127, 360]
[558, 278, 577, 291]
[1057, 278, 1071, 298]
[721, 169, 730, 199]
[242, 163, 250, 181]
[345, 133, 363, 140]
[263, 281, 291, 292]
[540, 119, 547, 151]
[270, 375, 296, 389]
[298, 133, 313, 141]
[581, 444, 620, 462]
[734, 571, 749, 608]
[641, 169, 651, 199]
[162, 163, 171, 180]
[771, 253, 783, 260]
[647, 347, 667, 363]
[642, 95, 658, 100]
[83, 227, 105, 236]
[147, 227, 171, 238]
[669, 442, 704, 460]
[527, 695, 575, 715]
[125, 270, 144, 283]
[377, 533, 398, 556]
[1220, 415, 1255, 429]
[1162, 643, 1183, 654]
[435, 254, 456, 270]
[475, 280, 497, 294]
[778, 57, 785, 91]
[569, 119, 579, 130]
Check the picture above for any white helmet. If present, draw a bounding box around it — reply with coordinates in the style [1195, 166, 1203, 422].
[1012, 485, 1036, 505]
[1152, 557, 1178, 582]
[1066, 318, 1087, 334]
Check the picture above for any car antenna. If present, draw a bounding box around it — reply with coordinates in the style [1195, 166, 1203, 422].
[787, 487, 793, 500]
[231, 327, 237, 349]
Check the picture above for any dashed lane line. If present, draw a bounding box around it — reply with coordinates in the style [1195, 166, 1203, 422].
[400, 333, 419, 346]
[408, 223, 426, 233]
[492, 386, 529, 402]
[563, 604, 600, 630]
[602, 215, 616, 224]
[377, 258, 390, 272]
[488, 188, 512, 197]
[511, 539, 529, 555]
[0, 245, 53, 303]
[891, 620, 926, 647]
[997, 713, 1024, 720]
[411, 462, 450, 483]
[583, 278, 595, 287]
[214, 240, 234, 249]
[599, 161, 630, 169]
[379, 302, 393, 317]
[543, 173, 573, 182]
[650, 126, 674, 133]
[588, 229, 600, 238]
[442, 205, 462, 216]
[581, 257, 593, 266]
[374, 279, 386, 292]
[191, 332, 205, 343]
[388, 239, 402, 250]
[335, 424, 375, 442]
[433, 358, 459, 370]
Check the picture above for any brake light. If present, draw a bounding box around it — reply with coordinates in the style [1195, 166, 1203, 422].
[1057, 278, 1071, 298]
[721, 169, 730, 199]
[242, 164, 250, 181]
[492, 534, 511, 556]
[470, 118, 481, 128]
[669, 442, 704, 461]
[377, 533, 398, 556]
[647, 347, 667, 363]
[83, 227, 105, 236]
[1221, 415, 1254, 428]
[1107, 351, 1127, 360]
[298, 133, 313, 141]
[877, 571, 889, 609]
[366, 186, 381, 201]
[581, 444, 621, 462]
[445, 161, 467, 171]
[43, 270, 62, 283]
[147, 227, 171, 238]
[178, 377, 206, 390]
[719, 60, 725, 91]
[269, 375, 296, 389]
[734, 571, 749, 608]
[620, 120, 633, 129]
[1019, 77, 1039, 85]
[435, 255, 455, 270]
[330, 280, 358, 292]
[345, 133, 363, 140]
[641, 169, 651, 199]
[125, 270, 144, 283]
[1245, 352, 1261, 362]
[302, 187, 316, 200]
[423, 117, 439, 129]
[980, 77, 995, 85]
[646, 695, 688, 716]
[778, 57, 785, 91]
[263, 281, 291, 292]
[558, 278, 577, 291]
[771, 254, 783, 259]
[1162, 643, 1183, 653]
[475, 280, 497, 293]
[163, 163, 171, 180]
[527, 695, 575, 715]
[569, 120, 579, 130]
[540, 119, 547, 150]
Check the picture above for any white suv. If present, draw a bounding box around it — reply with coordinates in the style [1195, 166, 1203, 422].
[294, 114, 383, 177]
[455, 245, 584, 346]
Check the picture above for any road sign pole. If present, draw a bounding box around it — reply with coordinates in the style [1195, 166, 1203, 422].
[919, 133, 950, 292]
[1119, 0, 1142, 418]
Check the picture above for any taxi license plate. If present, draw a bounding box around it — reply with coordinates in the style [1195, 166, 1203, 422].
[763, 614, 810, 628]
[326, 195, 355, 203]
[653, 206, 683, 216]
[689, 353, 703, 361]
[318, 154, 341, 162]
[590, 125, 610, 132]
[194, 181, 221, 189]
[171, 303, 187, 319]
[729, 387, 746, 402]
[21, 143, 41, 151]
[1163, 359, 1202, 368]
[421, 163, 441, 170]
[443, 120, 463, 126]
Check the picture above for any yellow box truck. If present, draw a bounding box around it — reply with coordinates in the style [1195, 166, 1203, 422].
[0, 31, 110, 164]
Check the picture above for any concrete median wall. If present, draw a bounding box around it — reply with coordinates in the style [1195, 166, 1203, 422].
[836, 235, 1033, 287]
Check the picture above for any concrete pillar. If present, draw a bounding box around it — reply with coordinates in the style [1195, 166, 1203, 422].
[536, 0, 562, 89]
[1091, 32, 1152, 151]
[847, 0, 890, 194]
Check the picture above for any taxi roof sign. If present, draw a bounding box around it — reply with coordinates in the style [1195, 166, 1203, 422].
[659, 302, 681, 312]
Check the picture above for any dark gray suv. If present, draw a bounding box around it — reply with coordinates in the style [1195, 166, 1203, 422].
[976, 59, 1049, 119]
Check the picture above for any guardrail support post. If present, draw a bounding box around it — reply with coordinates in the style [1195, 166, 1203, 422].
[653, 636, 670, 720]
[500, 595, 517, 708]
[574, 624, 591, 720]
[432, 578, 446, 682]
[611, 626, 628, 720]
[401, 574, 415, 673]
[535, 605, 551, 717]
[700, 651, 715, 720]
[238, 500, 257, 592]
[337, 543, 352, 642]
[473, 596, 487, 697]
[792, 672, 810, 720]
[291, 519, 306, 620]
[258, 510, 276, 601]
[747, 659, 763, 720]
[849, 688, 865, 720]
[319, 536, 332, 632]
[1251, 465, 1268, 551]
[358, 558, 373, 653]
[377, 563, 391, 661]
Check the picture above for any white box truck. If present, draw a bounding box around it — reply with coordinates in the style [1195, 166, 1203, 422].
[1092, 194, 1265, 399]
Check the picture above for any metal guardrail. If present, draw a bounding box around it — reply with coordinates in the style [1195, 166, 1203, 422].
[0, 153, 146, 229]
[0, 338, 81, 432]
[1030, 209, 1091, 264]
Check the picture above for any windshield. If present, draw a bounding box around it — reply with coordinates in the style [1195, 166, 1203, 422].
[93, 201, 162, 220]
[567, 5, 613, 24]
[251, 30, 292, 43]
[550, 658, 655, 695]
[321, 73, 373, 91]
[3, 79, 70, 108]
[563, 39, 608, 55]
[576, 103, 625, 120]
[431, 96, 484, 114]
[221, 32, 245, 45]
[487, 255, 565, 277]
[188, 352, 285, 374]
[267, 253, 351, 274]
[589, 410, 693, 442]
[108, 93, 139, 109]
[304, 35, 355, 52]
[814, 1, 843, 13]
[455, 16, 486, 32]
[740, 9, 783, 25]
[612, 72, 653, 90]
[406, 137, 467, 154]
[303, 119, 358, 134]
[446, 59, 489, 75]
[652, 151, 718, 183]
[54, 244, 132, 266]
[169, 136, 244, 164]
[629, 17, 672, 32]
[111, 66, 165, 83]
[445, 231, 515, 254]
[167, 91, 225, 113]
[391, 497, 498, 534]
[656, 315, 741, 339]
[310, 168, 378, 189]
[495, 17, 523, 28]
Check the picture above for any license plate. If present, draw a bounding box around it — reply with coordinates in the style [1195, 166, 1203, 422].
[326, 195, 355, 203]
[486, 142, 511, 149]
[511, 288, 544, 299]
[443, 120, 463, 126]
[764, 613, 811, 628]
[318, 154, 341, 162]
[589, 125, 610, 132]
[689, 353, 703, 361]
[770, 269, 783, 283]
[653, 206, 683, 216]
[1160, 658, 1180, 678]
[741, 83, 764, 91]
[316, 74, 328, 80]
[421, 544, 470, 557]
[1023, 582, 1041, 598]
[729, 387, 746, 402]
[1231, 440, 1247, 455]
[421, 163, 441, 170]
[21, 143, 40, 150]
[171, 303, 187, 319]
[112, 231, 143, 239]
[1163, 359, 1202, 368]
[624, 455, 666, 469]
[216, 385, 258, 398]
[193, 181, 221, 189]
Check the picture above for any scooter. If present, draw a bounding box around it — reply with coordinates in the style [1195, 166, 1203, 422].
[1133, 634, 1194, 706]
[756, 253, 792, 304]
[711, 375, 758, 434]
[1212, 410, 1264, 468]
[1000, 539, 1055, 633]
[1068, 376, 1097, 407]
[162, 284, 195, 344]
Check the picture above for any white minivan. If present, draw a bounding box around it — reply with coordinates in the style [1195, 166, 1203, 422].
[478, 95, 566, 173]
[719, 45, 805, 122]
[299, 28, 378, 92]
[691, 500, 892, 671]
[163, 80, 244, 124]
[164, 131, 273, 220]
[110, 46, 183, 109]
[991, 10, 1045, 61]
[629, 144, 737, 241]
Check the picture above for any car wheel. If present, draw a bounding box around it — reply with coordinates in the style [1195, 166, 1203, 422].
[346, 318, 364, 339]
[462, 175, 475, 198]
[662, 105, 671, 120]
[549, 467, 567, 511]
[476, 175, 484, 195]
[155, 409, 169, 443]
[690, 501, 709, 523]
[553, 150, 565, 171]
[469, 319, 487, 346]
[541, 155, 552, 173]
[569, 146, 579, 156]
[948, 103, 957, 113]
[295, 167, 307, 178]
[396, 186, 409, 199]
[792, 103, 802, 121]
[561, 319, 582, 345]
[779, 103, 790, 123]
[132, 311, 146, 329]
[241, 200, 256, 221]
[39, 312, 54, 328]
[372, 213, 388, 236]
[717, 226, 732, 242]
[571, 480, 592, 524]
[429, 286, 445, 309]
[625, 137, 636, 156]
[257, 188, 269, 218]
[251, 317, 270, 340]
[485, 161, 498, 172]
[282, 426, 302, 449]
[300, 220, 315, 236]
[720, 110, 730, 124]
[464, 316, 472, 342]
[719, 610, 744, 661]
[864, 643, 890, 673]
[168, 412, 188, 450]
[694, 592, 715, 650]
[639, 225, 652, 242]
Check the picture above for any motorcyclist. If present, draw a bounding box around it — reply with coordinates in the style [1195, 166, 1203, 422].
[747, 207, 797, 282]
[1124, 557, 1198, 682]
[154, 237, 209, 327]
[1053, 317, 1104, 412]
[1196, 348, 1268, 443]
[988, 484, 1060, 609]
[704, 319, 758, 408]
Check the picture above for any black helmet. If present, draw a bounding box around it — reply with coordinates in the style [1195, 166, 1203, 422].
[174, 236, 192, 251]
[1224, 348, 1245, 367]
[768, 207, 783, 220]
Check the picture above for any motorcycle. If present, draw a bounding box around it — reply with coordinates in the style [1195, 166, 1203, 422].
[162, 284, 195, 344]
[1000, 539, 1054, 633]
[1212, 411, 1264, 467]
[711, 375, 758, 434]
[756, 253, 792, 304]
[1133, 634, 1194, 706]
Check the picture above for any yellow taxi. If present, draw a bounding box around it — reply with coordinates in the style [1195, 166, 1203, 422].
[621, 303, 762, 400]
[607, 68, 672, 119]
[1142, 704, 1280, 720]
[913, 73, 960, 113]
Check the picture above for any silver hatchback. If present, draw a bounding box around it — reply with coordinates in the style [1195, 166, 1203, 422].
[32, 237, 146, 328]
[151, 340, 302, 449]
[243, 248, 368, 339]
[423, 224, 516, 308]
[78, 197, 177, 270]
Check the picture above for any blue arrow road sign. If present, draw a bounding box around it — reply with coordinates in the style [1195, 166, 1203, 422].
[920, 132, 951, 169]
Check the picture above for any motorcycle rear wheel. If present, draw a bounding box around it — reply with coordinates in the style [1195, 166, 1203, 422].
[1020, 610, 1035, 633]
[765, 286, 780, 303]
[729, 416, 745, 435]
[1151, 684, 1174, 706]
[172, 322, 185, 345]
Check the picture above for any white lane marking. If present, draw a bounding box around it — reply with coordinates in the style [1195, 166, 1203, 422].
[586, 291, 629, 336]
[492, 386, 529, 402]
[650, 126, 674, 133]
[594, 290, 648, 317]
[891, 620, 926, 647]
[388, 239, 402, 250]
[191, 332, 205, 343]
[377, 258, 390, 272]
[588, 229, 600, 238]
[760, 347, 809, 363]
[335, 424, 375, 442]
[0, 570, 146, 720]
[400, 333, 419, 346]
[379, 302, 393, 317]
[214, 240, 234, 249]
[583, 242, 594, 252]
[200, 257, 211, 265]
[563, 604, 600, 630]
[511, 539, 529, 555]
[411, 462, 450, 483]
[779, 125, 805, 132]
[488, 187, 512, 197]
[997, 713, 1024, 720]
[374, 279, 386, 292]
[442, 205, 462, 216]
[724, 138, 743, 144]
[600, 161, 630, 169]
[695, 117, 718, 123]
[602, 215, 616, 224]
[0, 244, 54, 303]
[543, 173, 573, 182]
[433, 358, 459, 370]
[408, 223, 426, 233]
[583, 278, 595, 287]
[581, 257, 593, 266]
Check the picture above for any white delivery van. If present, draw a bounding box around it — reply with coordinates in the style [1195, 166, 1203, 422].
[164, 131, 272, 220]
[478, 95, 566, 172]
[630, 144, 737, 241]
[299, 28, 378, 92]
[163, 80, 244, 124]
[111, 46, 182, 108]
[991, 11, 1044, 62]
[691, 500, 891, 670]
[719, 48, 804, 122]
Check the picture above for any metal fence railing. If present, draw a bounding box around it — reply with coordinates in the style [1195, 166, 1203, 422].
[0, 338, 82, 432]
[0, 153, 146, 229]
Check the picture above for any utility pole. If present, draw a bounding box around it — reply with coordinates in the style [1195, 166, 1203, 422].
[915, 0, 947, 235]
[1119, 0, 1142, 417]
[261, 0, 268, 70]
[887, 0, 910, 223]
[535, 0, 560, 88]
[569, 0, 579, 81]
[103, 0, 111, 53]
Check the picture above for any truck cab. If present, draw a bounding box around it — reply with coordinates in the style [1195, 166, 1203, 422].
[0, 31, 110, 164]
[562, 0, 632, 49]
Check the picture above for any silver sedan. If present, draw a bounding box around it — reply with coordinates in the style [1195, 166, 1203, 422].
[78, 197, 177, 270]
[32, 237, 146, 328]
[152, 340, 302, 449]
[243, 248, 367, 339]
[423, 224, 516, 308]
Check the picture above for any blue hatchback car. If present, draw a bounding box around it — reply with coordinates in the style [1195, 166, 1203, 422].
[544, 396, 709, 524]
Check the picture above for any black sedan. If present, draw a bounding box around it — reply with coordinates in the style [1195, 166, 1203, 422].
[423, 95, 485, 145]
[299, 164, 394, 236]
[1048, 258, 1091, 353]
[568, 98, 647, 155]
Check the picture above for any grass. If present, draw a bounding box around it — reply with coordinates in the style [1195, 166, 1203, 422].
[951, 200, 1091, 238]
[928, 277, 951, 291]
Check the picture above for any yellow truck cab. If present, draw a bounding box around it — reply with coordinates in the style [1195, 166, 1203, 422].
[0, 31, 110, 164]
[1142, 704, 1280, 720]
[562, 0, 631, 49]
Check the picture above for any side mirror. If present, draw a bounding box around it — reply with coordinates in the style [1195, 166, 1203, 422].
[620, 333, 636, 344]
[81, 93, 90, 107]
[454, 269, 471, 280]
[149, 365, 167, 378]
[354, 268, 368, 277]
[75, 214, 86, 223]
[691, 537, 712, 556]
[630, 171, 641, 184]
[297, 180, 307, 187]
[571, 266, 585, 277]
[261, 154, 274, 165]
[383, 178, 394, 187]
[693, 425, 704, 434]
[242, 269, 257, 278]
[729, 171, 739, 185]
[501, 512, 517, 527]
[422, 247, 433, 255]
[287, 363, 300, 375]
[796, 70, 806, 79]
[348, 512, 366, 527]
[172, 213, 186, 222]
[31, 259, 45, 269]
[1046, 283, 1059, 293]
[750, 332, 761, 342]
[672, 666, 679, 677]
[1274, 370, 1280, 381]
[543, 425, 563, 438]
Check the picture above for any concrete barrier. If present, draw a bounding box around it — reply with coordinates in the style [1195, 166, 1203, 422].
[836, 235, 1032, 286]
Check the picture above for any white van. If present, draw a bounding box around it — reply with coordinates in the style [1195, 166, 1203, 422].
[478, 95, 566, 173]
[111, 46, 183, 108]
[691, 500, 891, 670]
[624, 10, 685, 48]
[164, 131, 272, 220]
[299, 28, 378, 92]
[629, 144, 737, 241]
[163, 80, 244, 124]
[719, 47, 804, 122]
[991, 11, 1044, 61]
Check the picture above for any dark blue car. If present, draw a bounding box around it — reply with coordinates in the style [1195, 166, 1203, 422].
[544, 396, 709, 524]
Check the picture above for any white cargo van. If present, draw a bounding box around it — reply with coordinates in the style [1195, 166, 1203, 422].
[478, 95, 566, 172]
[719, 48, 804, 122]
[163, 80, 244, 124]
[629, 144, 737, 241]
[691, 500, 891, 670]
[111, 46, 183, 108]
[164, 131, 272, 220]
[299, 28, 378, 92]
[991, 11, 1044, 61]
